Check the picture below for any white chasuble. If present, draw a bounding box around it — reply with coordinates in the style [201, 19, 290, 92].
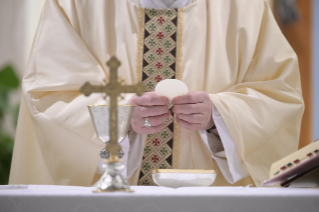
[9, 0, 304, 187]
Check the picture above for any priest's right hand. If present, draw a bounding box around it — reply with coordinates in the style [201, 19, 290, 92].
[129, 92, 171, 134]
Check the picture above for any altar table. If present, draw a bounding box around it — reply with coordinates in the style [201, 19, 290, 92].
[0, 185, 318, 212]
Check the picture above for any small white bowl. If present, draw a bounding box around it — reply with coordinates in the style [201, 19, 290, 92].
[152, 169, 216, 188]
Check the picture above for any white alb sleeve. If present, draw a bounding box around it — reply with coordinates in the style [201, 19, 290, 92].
[199, 104, 249, 184]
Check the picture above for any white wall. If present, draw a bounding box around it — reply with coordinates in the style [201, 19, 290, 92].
[0, 0, 46, 75]
[0, 0, 45, 136]
[0, 0, 25, 76]
[0, 0, 26, 136]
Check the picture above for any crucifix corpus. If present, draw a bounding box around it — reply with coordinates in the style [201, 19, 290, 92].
[80, 56, 146, 192]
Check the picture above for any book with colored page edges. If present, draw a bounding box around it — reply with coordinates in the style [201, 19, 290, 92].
[262, 139, 319, 188]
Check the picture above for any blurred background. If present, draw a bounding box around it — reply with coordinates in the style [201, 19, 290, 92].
[0, 0, 318, 185]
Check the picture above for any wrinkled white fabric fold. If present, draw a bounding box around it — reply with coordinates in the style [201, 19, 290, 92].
[199, 105, 249, 184]
[140, 0, 193, 9]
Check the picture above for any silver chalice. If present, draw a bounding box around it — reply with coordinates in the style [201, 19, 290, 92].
[88, 105, 135, 192]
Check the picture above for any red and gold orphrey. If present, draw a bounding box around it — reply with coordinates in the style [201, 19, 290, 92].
[137, 8, 182, 186]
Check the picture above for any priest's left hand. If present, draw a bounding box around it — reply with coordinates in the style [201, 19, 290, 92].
[172, 91, 214, 131]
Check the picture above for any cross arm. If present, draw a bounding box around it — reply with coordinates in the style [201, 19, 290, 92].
[80, 82, 108, 96]
[120, 83, 147, 96]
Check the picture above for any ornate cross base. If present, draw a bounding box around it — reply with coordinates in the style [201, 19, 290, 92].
[93, 160, 133, 193]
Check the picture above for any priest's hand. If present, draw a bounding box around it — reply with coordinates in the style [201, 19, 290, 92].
[129, 92, 171, 134]
[172, 91, 215, 131]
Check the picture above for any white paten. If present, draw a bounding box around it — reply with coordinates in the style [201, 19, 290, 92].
[152, 169, 216, 188]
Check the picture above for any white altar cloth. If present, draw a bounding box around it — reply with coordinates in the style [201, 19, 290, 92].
[0, 185, 318, 212]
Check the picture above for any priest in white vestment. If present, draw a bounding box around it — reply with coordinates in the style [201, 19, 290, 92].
[9, 0, 304, 187]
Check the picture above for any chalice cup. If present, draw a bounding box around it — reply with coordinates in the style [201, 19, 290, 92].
[88, 105, 135, 192]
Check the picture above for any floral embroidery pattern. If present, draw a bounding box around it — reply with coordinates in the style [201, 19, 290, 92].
[144, 145, 152, 155]
[142, 162, 152, 172]
[155, 61, 164, 70]
[146, 53, 157, 62]
[151, 155, 160, 163]
[165, 10, 175, 17]
[146, 67, 156, 75]
[163, 55, 172, 64]
[155, 47, 164, 55]
[142, 179, 152, 185]
[147, 22, 157, 32]
[160, 129, 170, 140]
[162, 69, 172, 77]
[158, 163, 168, 169]
[159, 146, 169, 156]
[152, 137, 161, 147]
[147, 38, 157, 47]
[139, 8, 180, 186]
[149, 9, 158, 16]
[157, 16, 166, 24]
[164, 23, 174, 33]
[154, 74, 163, 82]
[146, 81, 155, 90]
[163, 39, 173, 49]
[156, 31, 165, 40]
